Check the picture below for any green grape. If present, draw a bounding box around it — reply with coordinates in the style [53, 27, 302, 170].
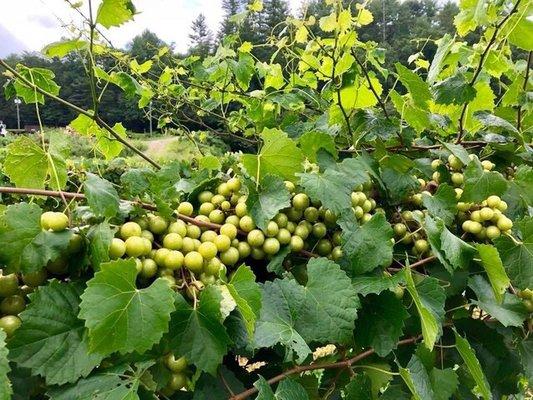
[451, 172, 464, 186]
[290, 235, 304, 252]
[125, 237, 146, 257]
[208, 209, 225, 224]
[225, 215, 240, 227]
[164, 251, 184, 270]
[479, 207, 494, 221]
[41, 212, 69, 232]
[496, 200, 508, 212]
[181, 237, 196, 253]
[497, 217, 513, 231]
[198, 242, 218, 260]
[414, 239, 429, 254]
[485, 226, 501, 240]
[486, 195, 501, 208]
[292, 193, 310, 210]
[332, 231, 342, 246]
[448, 154, 463, 170]
[200, 273, 216, 285]
[22, 270, 47, 287]
[0, 315, 21, 337]
[286, 221, 296, 233]
[221, 201, 231, 211]
[294, 225, 309, 240]
[431, 159, 442, 170]
[273, 213, 288, 228]
[214, 235, 231, 252]
[317, 239, 332, 256]
[154, 248, 171, 266]
[481, 160, 494, 171]
[218, 182, 231, 196]
[353, 206, 364, 219]
[247, 230, 265, 247]
[393, 223, 407, 237]
[362, 199, 373, 212]
[120, 222, 142, 239]
[201, 230, 218, 242]
[304, 207, 319, 222]
[227, 177, 241, 192]
[220, 223, 238, 239]
[286, 207, 303, 221]
[165, 354, 188, 373]
[220, 247, 240, 265]
[312, 223, 327, 238]
[470, 210, 482, 222]
[140, 259, 158, 278]
[401, 211, 414, 221]
[276, 228, 291, 245]
[0, 295, 25, 315]
[211, 194, 225, 206]
[284, 181, 295, 193]
[251, 248, 266, 260]
[235, 203, 248, 217]
[198, 191, 213, 203]
[265, 221, 279, 237]
[186, 224, 201, 239]
[184, 251, 204, 274]
[177, 202, 194, 216]
[199, 202, 215, 216]
[68, 234, 83, 254]
[237, 242, 252, 258]
[361, 213, 372, 223]
[263, 238, 280, 255]
[239, 216, 255, 232]
[141, 230, 154, 242]
[457, 202, 471, 212]
[331, 246, 343, 261]
[148, 215, 168, 235]
[204, 257, 222, 275]
[163, 233, 182, 250]
[168, 221, 187, 237]
[324, 209, 337, 224]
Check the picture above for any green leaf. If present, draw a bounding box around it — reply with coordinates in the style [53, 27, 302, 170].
[242, 128, 304, 183]
[390, 90, 430, 133]
[226, 265, 262, 338]
[43, 39, 87, 58]
[198, 155, 221, 171]
[266, 246, 290, 275]
[432, 73, 476, 105]
[255, 258, 359, 360]
[0, 331, 11, 400]
[8, 281, 102, 385]
[430, 368, 459, 400]
[96, 0, 136, 28]
[340, 213, 394, 275]
[298, 169, 352, 216]
[169, 287, 231, 375]
[69, 114, 125, 159]
[424, 215, 476, 272]
[461, 159, 508, 203]
[352, 270, 406, 296]
[84, 173, 120, 219]
[255, 376, 309, 400]
[0, 203, 72, 273]
[454, 331, 491, 400]
[476, 244, 510, 303]
[339, 76, 383, 110]
[344, 374, 372, 399]
[298, 132, 338, 163]
[12, 66, 60, 104]
[454, 0, 488, 36]
[399, 355, 434, 400]
[396, 63, 431, 109]
[3, 136, 47, 189]
[87, 222, 114, 270]
[494, 217, 533, 289]
[405, 268, 440, 351]
[422, 184, 457, 226]
[354, 291, 408, 357]
[79, 259, 175, 355]
[193, 368, 245, 399]
[441, 142, 472, 166]
[428, 34, 453, 84]
[246, 174, 291, 231]
[468, 275, 527, 327]
[518, 338, 533, 382]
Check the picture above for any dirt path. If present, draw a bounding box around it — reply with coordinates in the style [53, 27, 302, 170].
[144, 137, 178, 155]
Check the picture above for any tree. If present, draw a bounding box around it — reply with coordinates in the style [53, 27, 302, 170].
[218, 0, 245, 40]
[127, 30, 168, 62]
[188, 14, 214, 58]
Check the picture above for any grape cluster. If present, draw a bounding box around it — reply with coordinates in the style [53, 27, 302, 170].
[431, 154, 494, 188]
[392, 210, 430, 258]
[160, 354, 191, 395]
[459, 195, 512, 240]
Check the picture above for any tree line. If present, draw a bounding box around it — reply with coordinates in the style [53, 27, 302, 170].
[0, 0, 459, 132]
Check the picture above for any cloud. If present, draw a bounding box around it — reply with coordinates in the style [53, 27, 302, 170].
[0, 25, 27, 57]
[28, 14, 57, 28]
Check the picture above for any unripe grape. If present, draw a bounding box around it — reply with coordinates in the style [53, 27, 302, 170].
[199, 202, 214, 216]
[362, 199, 373, 212]
[237, 242, 252, 258]
[481, 160, 494, 171]
[414, 239, 429, 254]
[251, 248, 266, 260]
[22, 269, 47, 287]
[142, 238, 152, 255]
[247, 230, 265, 247]
[485, 226, 501, 240]
[286, 221, 296, 233]
[448, 154, 463, 170]
[469, 221, 483, 234]
[470, 210, 482, 222]
[294, 225, 309, 240]
[160, 275, 176, 287]
[455, 188, 463, 199]
[120, 221, 142, 239]
[204, 257, 222, 275]
[225, 215, 240, 227]
[457, 202, 471, 212]
[497, 217, 513, 231]
[317, 239, 332, 256]
[181, 237, 195, 253]
[198, 242, 218, 260]
[200, 230, 217, 242]
[219, 223, 237, 240]
[394, 223, 407, 237]
[402, 211, 414, 221]
[163, 233, 182, 250]
[168, 220, 187, 237]
[284, 181, 295, 192]
[496, 200, 508, 212]
[361, 213, 372, 223]
[231, 238, 239, 247]
[184, 251, 204, 274]
[432, 171, 441, 183]
[239, 216, 255, 232]
[324, 209, 337, 224]
[411, 194, 423, 206]
[140, 259, 158, 278]
[221, 201, 231, 211]
[286, 207, 303, 221]
[154, 248, 171, 266]
[211, 194, 225, 206]
[109, 238, 126, 259]
[417, 178, 426, 188]
[218, 182, 231, 196]
[479, 207, 494, 221]
[208, 209, 225, 224]
[276, 228, 292, 245]
[304, 207, 319, 222]
[292, 193, 309, 210]
[332, 231, 342, 246]
[353, 206, 364, 219]
[312, 222, 327, 238]
[0, 315, 21, 337]
[186, 225, 201, 239]
[148, 215, 168, 235]
[431, 159, 442, 170]
[486, 195, 501, 208]
[200, 273, 216, 285]
[331, 246, 343, 261]
[0, 295, 25, 315]
[198, 191, 213, 203]
[265, 221, 279, 237]
[227, 177, 241, 192]
[263, 238, 280, 255]
[68, 233, 83, 254]
[164, 250, 184, 270]
[125, 237, 146, 257]
[214, 235, 231, 252]
[451, 172, 464, 186]
[165, 354, 188, 372]
[41, 212, 69, 232]
[290, 235, 304, 252]
[135, 218, 149, 230]
[177, 202, 194, 216]
[273, 213, 288, 228]
[220, 247, 240, 265]
[235, 203, 248, 217]
[141, 230, 154, 242]
[193, 239, 202, 250]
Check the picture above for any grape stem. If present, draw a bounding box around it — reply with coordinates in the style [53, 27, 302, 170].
[0, 186, 321, 258]
[228, 334, 422, 400]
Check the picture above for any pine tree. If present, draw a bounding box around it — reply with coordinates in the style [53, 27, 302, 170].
[218, 0, 245, 40]
[188, 14, 214, 58]
[259, 0, 290, 40]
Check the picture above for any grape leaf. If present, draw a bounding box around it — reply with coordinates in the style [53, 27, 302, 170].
[0, 331, 11, 400]
[416, 277, 446, 328]
[454, 331, 491, 400]
[84, 173, 120, 219]
[96, 0, 136, 28]
[494, 217, 533, 289]
[428, 34, 453, 84]
[424, 215, 476, 272]
[476, 244, 510, 304]
[404, 268, 440, 351]
[422, 184, 457, 226]
[193, 367, 245, 400]
[396, 63, 431, 109]
[8, 280, 102, 385]
[86, 222, 114, 270]
[432, 73, 476, 105]
[79, 259, 175, 355]
[0, 203, 73, 273]
[43, 39, 87, 58]
[298, 131, 338, 163]
[242, 128, 304, 183]
[298, 169, 353, 216]
[340, 213, 394, 275]
[246, 174, 291, 231]
[352, 270, 406, 296]
[266, 246, 290, 275]
[12, 66, 60, 104]
[441, 142, 472, 166]
[518, 338, 533, 382]
[3, 136, 48, 189]
[461, 160, 508, 203]
[430, 368, 459, 400]
[169, 287, 231, 375]
[399, 355, 434, 400]
[226, 265, 262, 338]
[468, 275, 527, 327]
[344, 374, 372, 399]
[389, 90, 430, 133]
[255, 376, 309, 400]
[354, 291, 408, 357]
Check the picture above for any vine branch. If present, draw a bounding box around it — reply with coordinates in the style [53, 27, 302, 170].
[229, 335, 422, 400]
[456, 0, 522, 143]
[0, 58, 161, 169]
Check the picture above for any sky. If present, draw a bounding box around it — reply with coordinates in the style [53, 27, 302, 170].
[0, 0, 304, 57]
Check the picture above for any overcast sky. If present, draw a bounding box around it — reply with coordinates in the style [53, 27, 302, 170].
[0, 0, 304, 57]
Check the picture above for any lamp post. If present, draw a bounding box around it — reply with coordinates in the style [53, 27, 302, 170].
[14, 98, 21, 130]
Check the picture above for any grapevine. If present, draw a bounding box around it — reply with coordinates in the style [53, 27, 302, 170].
[0, 0, 531, 399]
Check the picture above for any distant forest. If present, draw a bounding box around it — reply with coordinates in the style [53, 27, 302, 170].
[0, 0, 461, 131]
